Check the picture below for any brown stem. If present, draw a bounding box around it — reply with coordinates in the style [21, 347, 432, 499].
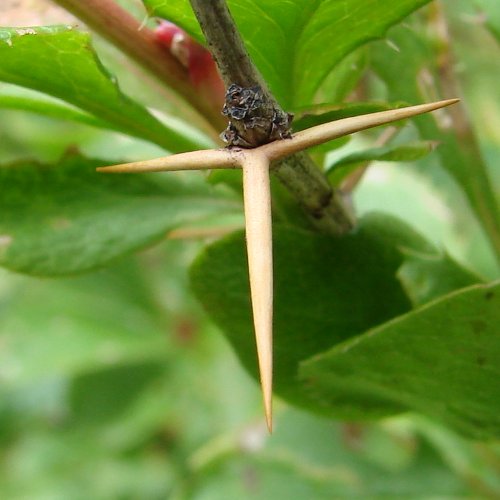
[190, 0, 289, 147]
[52, 0, 225, 129]
[189, 0, 267, 92]
[189, 0, 355, 234]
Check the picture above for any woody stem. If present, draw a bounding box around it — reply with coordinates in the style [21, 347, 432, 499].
[189, 0, 355, 234]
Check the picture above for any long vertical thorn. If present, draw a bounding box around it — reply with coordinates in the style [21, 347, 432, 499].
[241, 152, 273, 432]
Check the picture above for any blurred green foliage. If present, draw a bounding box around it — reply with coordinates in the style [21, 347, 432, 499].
[1, 0, 499, 498]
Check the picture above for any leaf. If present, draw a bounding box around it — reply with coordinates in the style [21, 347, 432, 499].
[293, 102, 394, 132]
[291, 102, 397, 158]
[0, 26, 199, 152]
[0, 154, 239, 276]
[326, 141, 438, 185]
[0, 93, 116, 131]
[0, 259, 172, 386]
[300, 281, 500, 439]
[330, 141, 437, 170]
[314, 49, 368, 104]
[191, 211, 483, 417]
[398, 249, 482, 306]
[191, 213, 420, 414]
[69, 362, 164, 425]
[144, 0, 432, 107]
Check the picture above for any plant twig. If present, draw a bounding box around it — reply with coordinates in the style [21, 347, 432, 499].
[53, 0, 352, 234]
[52, 0, 225, 129]
[189, 0, 354, 234]
[99, 98, 459, 431]
[189, 0, 285, 146]
[189, 0, 267, 92]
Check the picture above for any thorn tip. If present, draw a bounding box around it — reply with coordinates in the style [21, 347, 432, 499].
[241, 154, 274, 434]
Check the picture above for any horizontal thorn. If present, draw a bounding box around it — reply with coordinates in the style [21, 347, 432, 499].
[96, 148, 243, 173]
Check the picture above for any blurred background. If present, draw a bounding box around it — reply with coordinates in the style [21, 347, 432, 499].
[1, 0, 500, 498]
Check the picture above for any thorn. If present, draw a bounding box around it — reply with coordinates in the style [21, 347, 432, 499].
[94, 98, 461, 432]
[96, 148, 242, 173]
[241, 153, 273, 433]
[263, 98, 461, 162]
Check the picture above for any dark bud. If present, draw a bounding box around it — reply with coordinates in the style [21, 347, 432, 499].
[221, 84, 293, 147]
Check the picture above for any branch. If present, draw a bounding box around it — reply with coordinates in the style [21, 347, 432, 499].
[190, 0, 290, 147]
[189, 0, 267, 91]
[189, 0, 356, 234]
[54, 0, 351, 234]
[52, 0, 225, 129]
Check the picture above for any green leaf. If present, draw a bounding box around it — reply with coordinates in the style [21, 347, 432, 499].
[330, 141, 437, 170]
[292, 102, 397, 158]
[314, 49, 368, 104]
[0, 260, 172, 386]
[398, 249, 482, 306]
[191, 212, 482, 417]
[69, 362, 164, 425]
[191, 213, 419, 414]
[293, 102, 394, 132]
[326, 141, 438, 185]
[300, 281, 500, 439]
[0, 93, 116, 131]
[144, 0, 432, 107]
[0, 26, 199, 152]
[0, 154, 239, 276]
